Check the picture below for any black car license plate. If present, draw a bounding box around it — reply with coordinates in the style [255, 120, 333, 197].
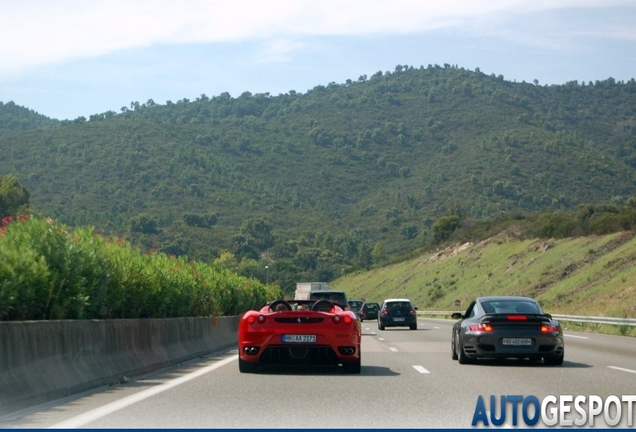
[502, 338, 532, 346]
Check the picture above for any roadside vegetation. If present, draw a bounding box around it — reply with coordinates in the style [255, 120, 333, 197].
[333, 228, 636, 336]
[0, 215, 280, 321]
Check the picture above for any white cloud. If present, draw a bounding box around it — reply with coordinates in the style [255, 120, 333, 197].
[1, 0, 634, 76]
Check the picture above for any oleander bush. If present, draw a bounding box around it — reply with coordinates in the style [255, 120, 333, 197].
[0, 215, 281, 321]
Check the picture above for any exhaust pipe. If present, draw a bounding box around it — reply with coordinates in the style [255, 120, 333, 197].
[244, 346, 259, 355]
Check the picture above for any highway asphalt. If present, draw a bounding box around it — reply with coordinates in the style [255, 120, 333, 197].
[1, 318, 634, 429]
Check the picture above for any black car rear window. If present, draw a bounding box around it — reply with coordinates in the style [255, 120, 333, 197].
[310, 292, 347, 305]
[385, 302, 412, 309]
[481, 300, 541, 314]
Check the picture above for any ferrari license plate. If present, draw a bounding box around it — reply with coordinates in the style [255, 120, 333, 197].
[502, 338, 532, 346]
[393, 317, 405, 322]
[282, 334, 316, 343]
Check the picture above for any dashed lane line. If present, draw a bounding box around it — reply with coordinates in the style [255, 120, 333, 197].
[413, 365, 430, 374]
[389, 347, 399, 352]
[608, 366, 636, 374]
[564, 334, 589, 339]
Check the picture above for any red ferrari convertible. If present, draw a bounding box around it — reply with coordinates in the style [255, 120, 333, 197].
[238, 299, 361, 373]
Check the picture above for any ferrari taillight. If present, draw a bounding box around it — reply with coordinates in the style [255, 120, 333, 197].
[541, 324, 559, 333]
[507, 315, 527, 321]
[343, 315, 353, 324]
[246, 315, 256, 324]
[468, 323, 493, 332]
[257, 315, 266, 323]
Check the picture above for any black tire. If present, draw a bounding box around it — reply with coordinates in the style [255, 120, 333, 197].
[343, 354, 361, 374]
[238, 357, 258, 373]
[409, 323, 417, 330]
[457, 340, 474, 365]
[451, 334, 458, 360]
[544, 350, 564, 366]
[378, 321, 385, 331]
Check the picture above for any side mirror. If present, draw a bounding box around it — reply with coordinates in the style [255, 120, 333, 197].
[414, 306, 418, 310]
[451, 312, 463, 319]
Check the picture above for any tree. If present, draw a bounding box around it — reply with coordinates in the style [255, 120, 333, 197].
[371, 243, 385, 264]
[129, 214, 158, 234]
[240, 218, 274, 250]
[0, 175, 32, 218]
[432, 215, 460, 244]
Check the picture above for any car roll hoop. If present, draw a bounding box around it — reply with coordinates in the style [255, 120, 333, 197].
[269, 299, 292, 312]
[311, 299, 335, 312]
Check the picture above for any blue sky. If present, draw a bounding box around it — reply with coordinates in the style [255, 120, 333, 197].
[2, 0, 635, 120]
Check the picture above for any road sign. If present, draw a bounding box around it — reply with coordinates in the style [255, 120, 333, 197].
[454, 299, 461, 308]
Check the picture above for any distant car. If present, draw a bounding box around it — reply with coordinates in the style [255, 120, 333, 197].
[451, 296, 564, 365]
[348, 300, 364, 320]
[309, 290, 349, 310]
[378, 299, 418, 330]
[361, 302, 379, 321]
[238, 299, 361, 373]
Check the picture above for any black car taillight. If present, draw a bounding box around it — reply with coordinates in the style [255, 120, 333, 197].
[541, 324, 559, 333]
[468, 323, 493, 332]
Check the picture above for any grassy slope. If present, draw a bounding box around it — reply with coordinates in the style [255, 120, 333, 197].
[332, 230, 636, 320]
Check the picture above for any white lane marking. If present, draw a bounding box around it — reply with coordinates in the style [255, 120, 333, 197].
[564, 334, 589, 339]
[389, 347, 398, 352]
[50, 355, 236, 429]
[608, 366, 636, 374]
[370, 332, 376, 335]
[378, 337, 385, 341]
[434, 326, 440, 329]
[413, 365, 430, 374]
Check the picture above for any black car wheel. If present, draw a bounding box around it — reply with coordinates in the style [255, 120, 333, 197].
[451, 334, 458, 360]
[238, 357, 258, 373]
[409, 323, 417, 330]
[543, 349, 564, 366]
[457, 339, 474, 365]
[378, 321, 385, 331]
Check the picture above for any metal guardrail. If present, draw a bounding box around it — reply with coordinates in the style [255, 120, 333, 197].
[550, 314, 636, 327]
[417, 311, 636, 326]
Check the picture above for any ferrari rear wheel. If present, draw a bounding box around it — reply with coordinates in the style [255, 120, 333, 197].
[238, 357, 258, 373]
[343, 356, 361, 374]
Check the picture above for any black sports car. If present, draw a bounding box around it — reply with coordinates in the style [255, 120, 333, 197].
[451, 296, 564, 365]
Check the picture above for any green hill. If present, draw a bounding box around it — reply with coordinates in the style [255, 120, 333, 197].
[332, 229, 636, 323]
[1, 64, 636, 293]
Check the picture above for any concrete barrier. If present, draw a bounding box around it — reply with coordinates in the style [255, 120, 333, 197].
[0, 316, 239, 416]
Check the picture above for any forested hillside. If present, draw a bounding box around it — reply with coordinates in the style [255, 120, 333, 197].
[1, 64, 636, 294]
